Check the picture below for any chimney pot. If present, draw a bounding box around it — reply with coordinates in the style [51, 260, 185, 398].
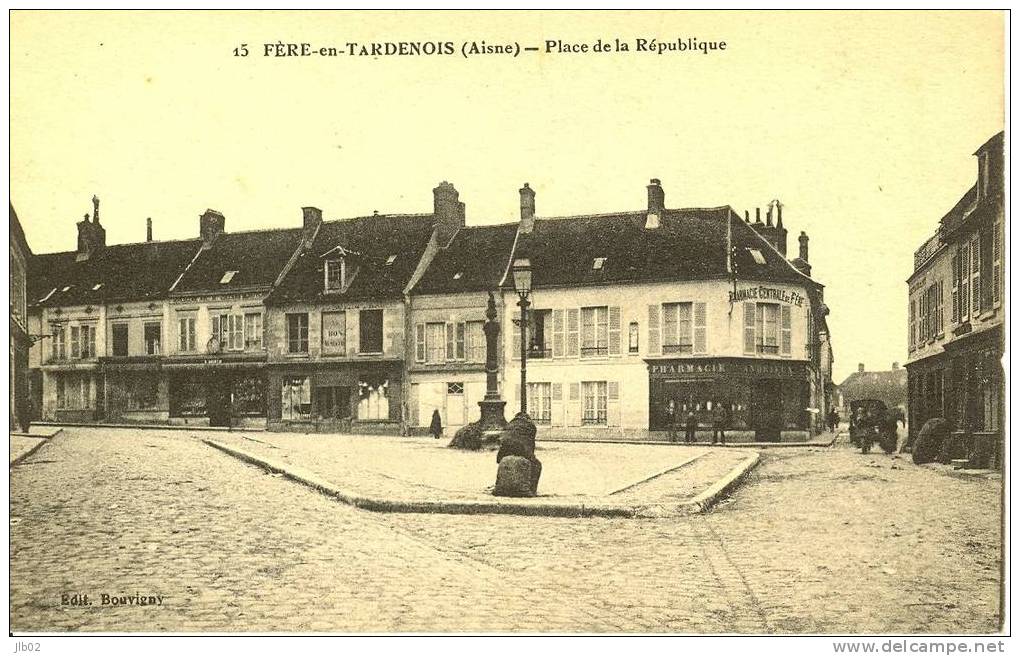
[798, 231, 809, 262]
[519, 182, 536, 234]
[301, 206, 322, 239]
[858, 363, 865, 373]
[146, 217, 153, 242]
[646, 178, 665, 229]
[200, 209, 226, 244]
[433, 181, 464, 246]
[755, 207, 762, 223]
[892, 362, 900, 370]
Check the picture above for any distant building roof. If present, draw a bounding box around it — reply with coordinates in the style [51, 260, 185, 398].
[28, 239, 204, 308]
[839, 368, 907, 408]
[10, 205, 31, 256]
[268, 214, 436, 304]
[411, 223, 518, 295]
[506, 207, 817, 289]
[172, 227, 304, 295]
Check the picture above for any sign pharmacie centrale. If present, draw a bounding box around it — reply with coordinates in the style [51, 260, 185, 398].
[727, 286, 805, 307]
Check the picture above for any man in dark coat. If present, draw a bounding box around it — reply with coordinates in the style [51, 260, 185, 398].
[711, 402, 728, 445]
[429, 409, 443, 439]
[684, 411, 698, 444]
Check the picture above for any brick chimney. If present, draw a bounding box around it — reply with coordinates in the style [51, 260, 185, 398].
[892, 362, 900, 370]
[146, 217, 153, 242]
[519, 183, 535, 234]
[858, 363, 865, 373]
[75, 195, 106, 261]
[302, 206, 322, 242]
[749, 199, 788, 256]
[646, 178, 664, 229]
[433, 181, 464, 247]
[791, 231, 812, 276]
[200, 209, 226, 245]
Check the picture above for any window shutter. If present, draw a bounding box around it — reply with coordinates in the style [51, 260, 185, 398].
[511, 310, 521, 359]
[445, 322, 454, 362]
[971, 236, 981, 315]
[693, 302, 707, 354]
[647, 305, 660, 355]
[992, 222, 1001, 305]
[456, 322, 466, 360]
[951, 254, 959, 323]
[567, 382, 581, 427]
[743, 302, 756, 354]
[551, 382, 564, 427]
[566, 309, 580, 357]
[780, 306, 791, 355]
[415, 324, 425, 362]
[552, 309, 565, 358]
[607, 381, 621, 427]
[608, 306, 621, 355]
[71, 326, 80, 358]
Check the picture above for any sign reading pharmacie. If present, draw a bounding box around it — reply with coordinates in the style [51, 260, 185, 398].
[728, 286, 805, 307]
[648, 358, 805, 379]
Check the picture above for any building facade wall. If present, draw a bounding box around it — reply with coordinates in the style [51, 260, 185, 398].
[407, 290, 505, 434]
[502, 277, 819, 439]
[264, 299, 406, 432]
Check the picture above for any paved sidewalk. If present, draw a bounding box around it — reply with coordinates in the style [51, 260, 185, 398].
[205, 432, 759, 517]
[9, 428, 61, 466]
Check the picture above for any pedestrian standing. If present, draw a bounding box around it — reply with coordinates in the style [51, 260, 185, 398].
[684, 411, 698, 444]
[712, 402, 728, 445]
[666, 399, 678, 443]
[429, 409, 443, 440]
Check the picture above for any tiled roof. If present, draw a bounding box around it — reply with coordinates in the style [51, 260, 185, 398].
[268, 214, 436, 304]
[28, 239, 204, 308]
[506, 207, 815, 289]
[411, 223, 518, 295]
[172, 227, 304, 294]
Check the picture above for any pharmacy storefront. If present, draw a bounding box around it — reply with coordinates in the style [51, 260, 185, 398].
[647, 357, 812, 441]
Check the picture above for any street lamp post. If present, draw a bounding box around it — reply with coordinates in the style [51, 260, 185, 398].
[511, 258, 533, 416]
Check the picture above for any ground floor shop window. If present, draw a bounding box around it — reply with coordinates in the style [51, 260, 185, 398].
[358, 376, 389, 420]
[317, 386, 352, 420]
[56, 374, 92, 410]
[527, 382, 552, 423]
[232, 375, 266, 416]
[282, 377, 312, 420]
[127, 376, 160, 410]
[171, 380, 207, 416]
[582, 381, 608, 425]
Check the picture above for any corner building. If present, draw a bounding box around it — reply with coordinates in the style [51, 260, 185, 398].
[503, 180, 833, 441]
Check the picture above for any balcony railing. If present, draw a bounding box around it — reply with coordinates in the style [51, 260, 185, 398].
[662, 343, 693, 355]
[756, 344, 779, 355]
[527, 346, 553, 359]
[581, 346, 608, 357]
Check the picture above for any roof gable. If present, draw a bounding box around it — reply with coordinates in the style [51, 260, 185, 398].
[412, 223, 518, 295]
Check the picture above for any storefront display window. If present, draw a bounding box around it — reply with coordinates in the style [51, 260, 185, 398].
[357, 375, 389, 420]
[172, 380, 207, 416]
[127, 377, 160, 410]
[282, 377, 311, 420]
[232, 375, 266, 416]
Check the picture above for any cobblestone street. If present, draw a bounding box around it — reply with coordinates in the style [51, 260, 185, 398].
[10, 427, 1002, 633]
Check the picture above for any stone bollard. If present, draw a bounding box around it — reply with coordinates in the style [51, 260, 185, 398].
[493, 456, 535, 497]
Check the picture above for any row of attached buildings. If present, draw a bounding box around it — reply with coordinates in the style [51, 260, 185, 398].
[906, 131, 1005, 467]
[24, 179, 835, 440]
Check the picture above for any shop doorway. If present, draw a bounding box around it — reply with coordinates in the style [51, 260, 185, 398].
[208, 378, 231, 427]
[751, 379, 782, 441]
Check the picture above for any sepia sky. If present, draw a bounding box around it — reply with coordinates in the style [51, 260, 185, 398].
[10, 10, 1004, 381]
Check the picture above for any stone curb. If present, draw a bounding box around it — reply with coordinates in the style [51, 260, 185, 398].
[9, 429, 62, 467]
[541, 438, 835, 448]
[34, 421, 265, 432]
[685, 453, 761, 514]
[203, 438, 760, 519]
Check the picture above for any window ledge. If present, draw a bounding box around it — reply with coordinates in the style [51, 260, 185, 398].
[284, 353, 310, 359]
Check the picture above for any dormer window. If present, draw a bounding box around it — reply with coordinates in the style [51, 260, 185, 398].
[325, 258, 346, 292]
[91, 283, 103, 291]
[747, 249, 766, 265]
[385, 254, 397, 266]
[453, 272, 463, 280]
[61, 285, 71, 292]
[220, 271, 237, 284]
[593, 257, 607, 270]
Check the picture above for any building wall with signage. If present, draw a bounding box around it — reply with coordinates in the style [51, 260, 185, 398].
[35, 303, 107, 422]
[501, 277, 817, 436]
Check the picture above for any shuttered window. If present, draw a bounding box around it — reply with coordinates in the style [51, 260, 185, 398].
[693, 302, 707, 354]
[970, 234, 981, 315]
[959, 246, 970, 322]
[743, 302, 756, 354]
[951, 254, 960, 324]
[992, 221, 1001, 307]
[566, 309, 580, 357]
[552, 309, 565, 358]
[647, 305, 660, 355]
[780, 306, 791, 355]
[415, 323, 426, 362]
[608, 306, 621, 355]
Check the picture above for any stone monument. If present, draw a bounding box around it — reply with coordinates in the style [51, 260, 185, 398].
[449, 291, 506, 450]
